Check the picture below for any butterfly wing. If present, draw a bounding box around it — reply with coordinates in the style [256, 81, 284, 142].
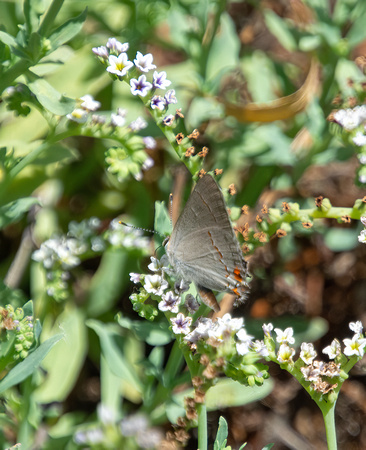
[167, 175, 248, 300]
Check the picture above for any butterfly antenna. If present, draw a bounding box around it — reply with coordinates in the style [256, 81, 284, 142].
[119, 221, 165, 238]
[169, 193, 173, 229]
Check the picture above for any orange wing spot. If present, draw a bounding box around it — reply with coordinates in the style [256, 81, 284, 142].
[233, 267, 243, 282]
[232, 287, 240, 296]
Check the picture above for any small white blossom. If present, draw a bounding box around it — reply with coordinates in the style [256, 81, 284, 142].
[106, 38, 129, 54]
[274, 327, 295, 345]
[152, 71, 171, 89]
[106, 53, 133, 77]
[349, 321, 363, 336]
[110, 113, 126, 127]
[300, 342, 317, 364]
[130, 273, 141, 283]
[353, 131, 366, 146]
[66, 108, 88, 123]
[143, 136, 157, 149]
[150, 95, 165, 110]
[129, 117, 148, 131]
[159, 291, 181, 313]
[142, 156, 154, 170]
[97, 404, 116, 425]
[170, 313, 192, 335]
[134, 51, 156, 72]
[263, 323, 273, 338]
[80, 95, 101, 112]
[251, 340, 269, 357]
[130, 75, 153, 97]
[277, 343, 295, 363]
[164, 89, 177, 105]
[184, 317, 212, 343]
[322, 339, 341, 359]
[163, 114, 174, 126]
[120, 414, 149, 436]
[343, 334, 366, 357]
[92, 45, 109, 59]
[236, 341, 250, 356]
[358, 154, 366, 164]
[358, 229, 366, 243]
[147, 257, 163, 272]
[143, 274, 168, 296]
[221, 313, 244, 332]
[359, 174, 366, 184]
[361, 216, 366, 227]
[301, 364, 321, 382]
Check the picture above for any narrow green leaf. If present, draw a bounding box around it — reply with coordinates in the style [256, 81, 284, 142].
[0, 334, 63, 394]
[28, 77, 75, 115]
[87, 320, 143, 393]
[48, 8, 87, 51]
[0, 197, 40, 229]
[214, 416, 229, 450]
[0, 31, 18, 48]
[264, 10, 297, 51]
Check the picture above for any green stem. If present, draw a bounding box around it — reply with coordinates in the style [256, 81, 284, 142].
[38, 0, 65, 36]
[0, 59, 32, 95]
[318, 401, 337, 450]
[197, 403, 208, 450]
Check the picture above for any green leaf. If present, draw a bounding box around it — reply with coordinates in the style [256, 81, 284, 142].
[0, 334, 63, 394]
[0, 197, 40, 229]
[154, 201, 171, 237]
[28, 77, 75, 115]
[118, 315, 172, 346]
[48, 8, 87, 51]
[0, 30, 18, 48]
[347, 12, 366, 46]
[87, 320, 143, 394]
[324, 228, 359, 252]
[33, 307, 88, 403]
[214, 416, 229, 450]
[264, 10, 297, 51]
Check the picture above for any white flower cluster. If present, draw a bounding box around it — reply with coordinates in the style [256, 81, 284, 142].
[263, 321, 366, 394]
[333, 105, 366, 183]
[334, 105, 366, 131]
[93, 37, 178, 122]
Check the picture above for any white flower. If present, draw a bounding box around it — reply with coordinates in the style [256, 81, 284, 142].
[150, 95, 165, 110]
[152, 71, 171, 89]
[130, 75, 153, 97]
[110, 113, 126, 127]
[159, 291, 181, 313]
[144, 274, 168, 296]
[236, 328, 254, 356]
[184, 317, 213, 343]
[134, 51, 156, 72]
[349, 321, 363, 336]
[80, 95, 101, 112]
[143, 136, 157, 149]
[358, 229, 366, 243]
[251, 340, 269, 357]
[236, 341, 250, 356]
[106, 38, 129, 54]
[353, 131, 366, 146]
[120, 414, 149, 436]
[170, 313, 192, 335]
[359, 174, 366, 184]
[221, 313, 244, 332]
[262, 323, 273, 338]
[361, 216, 366, 227]
[106, 53, 133, 77]
[129, 117, 147, 131]
[343, 334, 366, 357]
[277, 343, 295, 363]
[300, 342, 317, 364]
[129, 273, 141, 283]
[334, 105, 366, 131]
[164, 89, 177, 105]
[322, 339, 341, 359]
[163, 114, 174, 126]
[274, 327, 295, 345]
[92, 45, 108, 59]
[147, 257, 163, 272]
[142, 156, 154, 170]
[66, 108, 88, 123]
